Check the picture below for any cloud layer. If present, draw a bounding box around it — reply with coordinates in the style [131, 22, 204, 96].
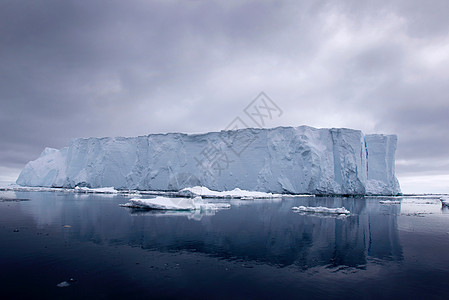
[1, 0, 448, 192]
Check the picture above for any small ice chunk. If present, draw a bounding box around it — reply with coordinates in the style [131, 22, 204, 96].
[129, 197, 197, 210]
[441, 196, 449, 206]
[56, 281, 70, 288]
[119, 203, 139, 208]
[292, 206, 350, 214]
[379, 200, 401, 204]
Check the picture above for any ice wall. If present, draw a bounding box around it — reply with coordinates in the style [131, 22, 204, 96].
[365, 134, 401, 195]
[16, 126, 401, 195]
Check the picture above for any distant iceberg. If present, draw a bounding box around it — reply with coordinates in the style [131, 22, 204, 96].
[16, 126, 401, 195]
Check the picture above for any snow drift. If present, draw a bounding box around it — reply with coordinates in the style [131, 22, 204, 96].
[16, 126, 401, 195]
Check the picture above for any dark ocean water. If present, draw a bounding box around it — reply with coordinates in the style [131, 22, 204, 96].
[1, 191, 449, 299]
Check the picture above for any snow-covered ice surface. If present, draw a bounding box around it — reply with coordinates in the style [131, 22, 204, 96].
[1, 184, 117, 194]
[121, 196, 231, 211]
[1, 184, 288, 199]
[179, 186, 283, 198]
[74, 186, 118, 194]
[292, 206, 350, 214]
[16, 126, 401, 195]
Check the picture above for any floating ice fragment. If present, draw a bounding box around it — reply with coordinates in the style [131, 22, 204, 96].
[56, 281, 70, 288]
[440, 196, 449, 206]
[74, 186, 118, 194]
[121, 196, 230, 211]
[119, 203, 137, 208]
[292, 206, 350, 214]
[379, 200, 401, 204]
[180, 186, 282, 199]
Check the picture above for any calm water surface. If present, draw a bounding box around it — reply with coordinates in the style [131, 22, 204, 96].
[1, 191, 449, 299]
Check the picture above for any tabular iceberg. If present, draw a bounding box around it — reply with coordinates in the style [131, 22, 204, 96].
[16, 126, 401, 195]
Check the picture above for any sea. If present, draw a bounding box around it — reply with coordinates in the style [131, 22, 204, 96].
[1, 189, 449, 299]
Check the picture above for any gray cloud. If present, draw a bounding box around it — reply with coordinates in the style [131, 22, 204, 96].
[1, 0, 448, 192]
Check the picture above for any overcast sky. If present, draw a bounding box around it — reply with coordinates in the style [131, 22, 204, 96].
[1, 0, 448, 193]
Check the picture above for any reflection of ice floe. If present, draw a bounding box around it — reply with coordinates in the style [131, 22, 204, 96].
[120, 196, 231, 211]
[293, 211, 349, 219]
[179, 186, 283, 199]
[379, 200, 401, 204]
[230, 197, 283, 207]
[125, 208, 218, 221]
[292, 206, 350, 215]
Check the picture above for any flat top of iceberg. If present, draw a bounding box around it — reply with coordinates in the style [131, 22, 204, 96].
[75, 125, 364, 141]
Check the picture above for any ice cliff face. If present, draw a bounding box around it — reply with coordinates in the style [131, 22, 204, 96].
[16, 126, 401, 195]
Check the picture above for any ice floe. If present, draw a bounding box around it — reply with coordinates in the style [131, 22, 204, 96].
[292, 206, 350, 215]
[56, 281, 70, 288]
[179, 186, 282, 199]
[120, 196, 231, 211]
[74, 186, 118, 194]
[379, 200, 401, 204]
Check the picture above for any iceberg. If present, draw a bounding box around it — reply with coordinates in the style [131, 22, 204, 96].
[120, 196, 231, 211]
[365, 135, 400, 195]
[16, 126, 401, 195]
[441, 196, 449, 206]
[291, 206, 350, 214]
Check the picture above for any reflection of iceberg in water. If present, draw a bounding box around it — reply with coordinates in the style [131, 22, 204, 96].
[125, 207, 218, 221]
[17, 192, 403, 270]
[122, 197, 403, 269]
